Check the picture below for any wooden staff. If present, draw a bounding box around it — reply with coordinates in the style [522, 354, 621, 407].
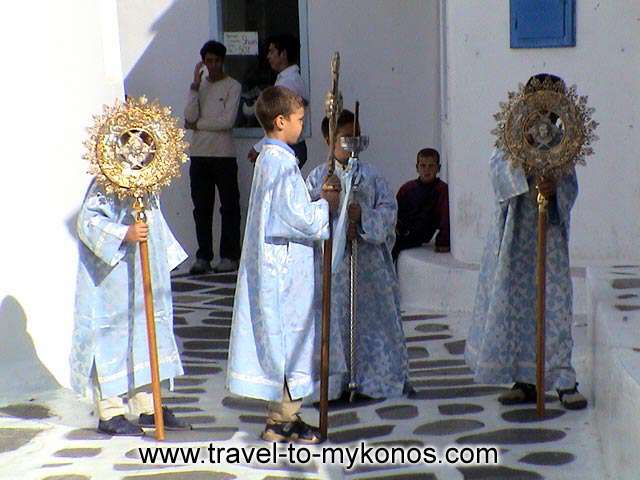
[319, 52, 342, 440]
[535, 183, 549, 418]
[133, 197, 165, 440]
[319, 222, 333, 440]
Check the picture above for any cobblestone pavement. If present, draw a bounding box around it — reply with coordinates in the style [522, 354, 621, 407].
[0, 271, 606, 479]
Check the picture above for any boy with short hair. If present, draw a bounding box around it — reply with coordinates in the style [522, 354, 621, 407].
[71, 183, 192, 435]
[393, 148, 450, 260]
[306, 110, 410, 400]
[226, 86, 339, 443]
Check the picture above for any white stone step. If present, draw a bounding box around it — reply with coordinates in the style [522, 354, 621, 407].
[398, 245, 587, 315]
[587, 265, 640, 480]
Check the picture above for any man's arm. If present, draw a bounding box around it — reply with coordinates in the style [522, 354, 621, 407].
[184, 61, 203, 125]
[184, 90, 200, 126]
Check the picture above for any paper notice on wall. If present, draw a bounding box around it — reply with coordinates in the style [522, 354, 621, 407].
[224, 32, 259, 56]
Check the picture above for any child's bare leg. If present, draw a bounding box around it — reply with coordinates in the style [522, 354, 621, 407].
[262, 382, 322, 444]
[266, 383, 302, 424]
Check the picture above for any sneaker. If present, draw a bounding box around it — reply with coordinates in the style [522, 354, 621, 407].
[213, 258, 239, 273]
[557, 384, 588, 410]
[498, 382, 537, 405]
[139, 406, 192, 431]
[261, 416, 323, 444]
[189, 259, 211, 275]
[98, 415, 144, 436]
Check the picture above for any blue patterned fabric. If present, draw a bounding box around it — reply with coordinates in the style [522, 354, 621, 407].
[226, 144, 330, 402]
[71, 180, 187, 399]
[306, 161, 409, 399]
[465, 150, 579, 390]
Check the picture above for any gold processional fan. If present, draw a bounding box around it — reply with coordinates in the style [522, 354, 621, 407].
[492, 76, 598, 418]
[492, 75, 598, 180]
[83, 96, 189, 440]
[84, 95, 188, 199]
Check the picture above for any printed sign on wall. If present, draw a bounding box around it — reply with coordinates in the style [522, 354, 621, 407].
[224, 32, 259, 55]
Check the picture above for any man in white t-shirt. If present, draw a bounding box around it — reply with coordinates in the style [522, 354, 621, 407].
[185, 40, 242, 274]
[247, 35, 308, 168]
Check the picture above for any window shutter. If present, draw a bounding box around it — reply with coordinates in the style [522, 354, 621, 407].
[510, 0, 576, 48]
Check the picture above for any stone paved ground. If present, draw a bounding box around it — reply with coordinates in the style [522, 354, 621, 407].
[0, 271, 606, 479]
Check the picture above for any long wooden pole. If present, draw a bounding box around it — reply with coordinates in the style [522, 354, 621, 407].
[535, 187, 548, 418]
[319, 52, 341, 440]
[134, 197, 165, 440]
[319, 226, 333, 439]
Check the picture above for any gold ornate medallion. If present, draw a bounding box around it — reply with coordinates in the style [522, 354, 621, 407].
[83, 96, 188, 198]
[492, 77, 598, 179]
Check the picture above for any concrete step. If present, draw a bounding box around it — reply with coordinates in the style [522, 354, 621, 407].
[587, 265, 640, 480]
[397, 245, 587, 315]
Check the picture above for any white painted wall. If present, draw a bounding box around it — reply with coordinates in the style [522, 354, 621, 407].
[117, 0, 213, 265]
[117, 0, 442, 266]
[443, 0, 640, 265]
[305, 0, 441, 195]
[0, 0, 124, 399]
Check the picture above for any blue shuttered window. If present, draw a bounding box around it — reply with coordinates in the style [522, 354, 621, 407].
[510, 0, 576, 48]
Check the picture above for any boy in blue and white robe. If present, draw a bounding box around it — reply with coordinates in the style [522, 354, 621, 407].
[465, 149, 587, 409]
[226, 86, 335, 443]
[227, 140, 329, 402]
[71, 180, 190, 435]
[306, 111, 409, 400]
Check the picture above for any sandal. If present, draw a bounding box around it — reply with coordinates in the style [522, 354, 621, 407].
[557, 383, 588, 410]
[261, 415, 323, 444]
[498, 382, 537, 405]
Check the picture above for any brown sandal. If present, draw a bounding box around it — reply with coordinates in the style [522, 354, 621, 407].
[557, 384, 588, 410]
[261, 416, 323, 444]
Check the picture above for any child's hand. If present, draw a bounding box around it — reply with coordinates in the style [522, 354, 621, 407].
[347, 201, 361, 241]
[247, 148, 259, 163]
[125, 222, 149, 243]
[321, 190, 340, 214]
[536, 178, 556, 197]
[321, 174, 341, 214]
[323, 173, 341, 191]
[347, 221, 358, 242]
[348, 202, 361, 224]
[434, 245, 450, 253]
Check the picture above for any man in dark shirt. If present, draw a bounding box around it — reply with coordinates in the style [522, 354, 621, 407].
[393, 148, 450, 260]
